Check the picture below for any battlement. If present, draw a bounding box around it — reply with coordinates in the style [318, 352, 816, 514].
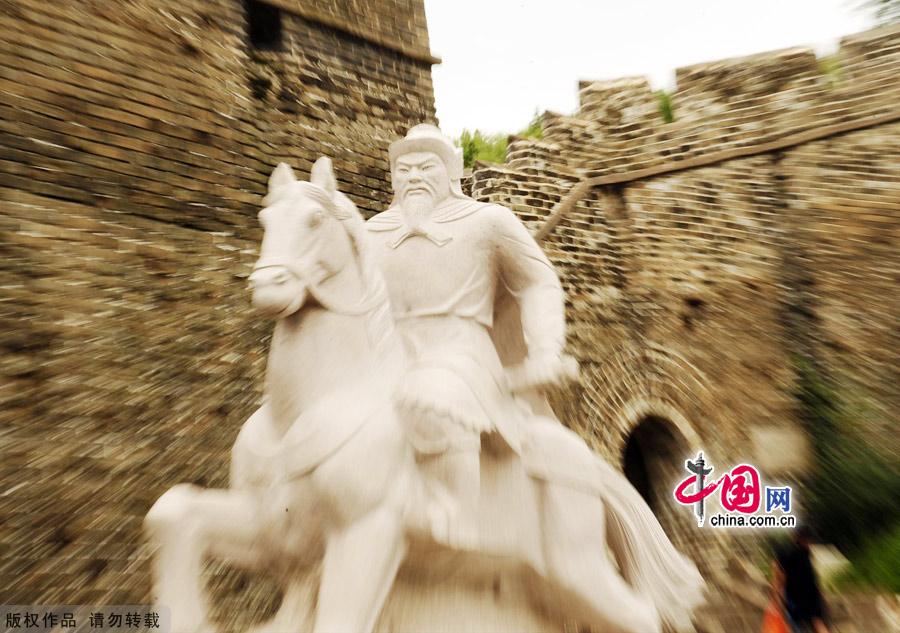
[578, 76, 658, 129]
[497, 25, 899, 181]
[577, 24, 900, 178]
[674, 47, 820, 103]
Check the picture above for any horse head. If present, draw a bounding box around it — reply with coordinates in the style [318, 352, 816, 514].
[250, 157, 370, 318]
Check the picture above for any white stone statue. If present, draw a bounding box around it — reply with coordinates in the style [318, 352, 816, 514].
[144, 125, 705, 633]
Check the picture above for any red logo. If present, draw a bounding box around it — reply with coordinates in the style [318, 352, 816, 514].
[718, 464, 761, 514]
[675, 462, 761, 514]
[674, 452, 763, 526]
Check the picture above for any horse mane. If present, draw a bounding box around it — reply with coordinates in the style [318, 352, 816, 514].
[332, 191, 398, 358]
[292, 182, 397, 358]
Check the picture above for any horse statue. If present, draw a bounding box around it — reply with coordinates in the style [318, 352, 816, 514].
[144, 158, 704, 633]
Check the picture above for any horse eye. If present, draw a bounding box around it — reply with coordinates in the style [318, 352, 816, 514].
[308, 211, 324, 228]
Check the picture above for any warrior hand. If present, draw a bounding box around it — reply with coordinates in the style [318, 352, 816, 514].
[506, 352, 579, 393]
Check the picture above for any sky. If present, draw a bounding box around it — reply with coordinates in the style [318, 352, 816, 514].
[423, 0, 875, 138]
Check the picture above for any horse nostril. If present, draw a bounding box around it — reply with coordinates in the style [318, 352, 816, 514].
[250, 267, 292, 288]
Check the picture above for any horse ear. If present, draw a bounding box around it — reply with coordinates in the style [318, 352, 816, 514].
[268, 162, 296, 197]
[310, 156, 337, 196]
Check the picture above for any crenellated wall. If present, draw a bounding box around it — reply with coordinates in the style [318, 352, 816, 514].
[470, 25, 900, 579]
[573, 25, 899, 179]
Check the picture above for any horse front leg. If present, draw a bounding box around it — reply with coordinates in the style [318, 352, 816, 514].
[145, 485, 266, 633]
[312, 506, 406, 633]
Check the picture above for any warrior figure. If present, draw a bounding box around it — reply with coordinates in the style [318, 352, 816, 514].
[366, 124, 576, 544]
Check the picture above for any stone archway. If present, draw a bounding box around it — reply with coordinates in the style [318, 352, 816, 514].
[622, 415, 686, 514]
[621, 413, 707, 566]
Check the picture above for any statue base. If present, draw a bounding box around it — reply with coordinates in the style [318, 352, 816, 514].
[376, 569, 563, 632]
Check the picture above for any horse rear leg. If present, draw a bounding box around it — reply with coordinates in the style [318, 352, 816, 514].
[540, 483, 662, 633]
[145, 485, 264, 633]
[312, 506, 405, 633]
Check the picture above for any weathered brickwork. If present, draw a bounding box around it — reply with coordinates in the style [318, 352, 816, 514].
[781, 123, 900, 450]
[1, 0, 434, 617]
[267, 0, 432, 57]
[577, 25, 900, 179]
[2, 3, 897, 629]
[471, 24, 900, 588]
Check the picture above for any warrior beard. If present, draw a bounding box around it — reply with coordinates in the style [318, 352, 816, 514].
[401, 190, 436, 227]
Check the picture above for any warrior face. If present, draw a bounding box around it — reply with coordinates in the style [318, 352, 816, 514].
[392, 151, 451, 209]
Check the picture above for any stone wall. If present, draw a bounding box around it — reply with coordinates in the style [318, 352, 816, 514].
[267, 0, 432, 58]
[2, 2, 898, 627]
[0, 0, 435, 614]
[471, 24, 899, 569]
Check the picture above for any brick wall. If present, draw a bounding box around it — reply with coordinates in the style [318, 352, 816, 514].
[0, 0, 435, 616]
[471, 24, 900, 572]
[268, 0, 432, 56]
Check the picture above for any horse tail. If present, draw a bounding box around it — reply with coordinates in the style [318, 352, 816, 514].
[595, 456, 706, 633]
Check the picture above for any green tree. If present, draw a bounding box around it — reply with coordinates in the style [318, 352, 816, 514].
[519, 111, 544, 139]
[457, 130, 508, 169]
[455, 111, 544, 169]
[835, 524, 900, 592]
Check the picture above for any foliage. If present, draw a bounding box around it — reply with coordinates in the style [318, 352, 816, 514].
[656, 90, 675, 123]
[455, 111, 544, 169]
[794, 358, 900, 554]
[457, 130, 508, 169]
[818, 55, 844, 88]
[834, 522, 900, 593]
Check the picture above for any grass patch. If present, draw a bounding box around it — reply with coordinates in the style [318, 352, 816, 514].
[656, 90, 675, 123]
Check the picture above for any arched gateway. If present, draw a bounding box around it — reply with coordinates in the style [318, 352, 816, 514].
[618, 404, 708, 567]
